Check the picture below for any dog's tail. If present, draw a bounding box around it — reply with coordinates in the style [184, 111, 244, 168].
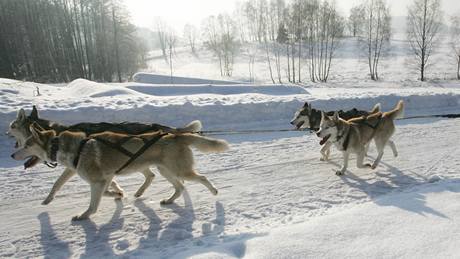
[369, 103, 381, 114]
[385, 100, 404, 120]
[176, 120, 202, 133]
[178, 134, 229, 153]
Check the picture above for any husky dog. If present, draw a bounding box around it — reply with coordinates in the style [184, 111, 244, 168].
[12, 123, 229, 220]
[316, 100, 404, 175]
[290, 102, 381, 161]
[8, 106, 202, 205]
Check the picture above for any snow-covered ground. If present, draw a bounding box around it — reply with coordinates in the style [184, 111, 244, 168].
[1, 76, 460, 258]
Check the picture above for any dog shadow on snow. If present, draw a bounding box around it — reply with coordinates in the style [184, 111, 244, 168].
[333, 158, 454, 218]
[38, 200, 124, 259]
[125, 190, 260, 258]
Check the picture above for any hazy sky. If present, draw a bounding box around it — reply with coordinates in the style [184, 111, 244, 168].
[126, 0, 460, 31]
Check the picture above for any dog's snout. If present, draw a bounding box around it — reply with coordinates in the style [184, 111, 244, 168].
[10, 153, 14, 159]
[290, 120, 294, 125]
[316, 132, 321, 137]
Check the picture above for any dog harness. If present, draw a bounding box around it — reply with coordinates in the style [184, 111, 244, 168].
[48, 132, 169, 173]
[72, 132, 169, 173]
[337, 114, 383, 151]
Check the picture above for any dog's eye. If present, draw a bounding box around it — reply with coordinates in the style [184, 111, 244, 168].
[11, 124, 16, 129]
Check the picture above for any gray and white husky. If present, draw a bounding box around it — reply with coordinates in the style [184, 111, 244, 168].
[11, 123, 228, 220]
[316, 100, 404, 175]
[8, 106, 202, 205]
[290, 102, 381, 161]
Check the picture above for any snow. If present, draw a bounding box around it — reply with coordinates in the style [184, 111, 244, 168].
[1, 33, 460, 257]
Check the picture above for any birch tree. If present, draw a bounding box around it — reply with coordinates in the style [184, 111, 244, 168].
[450, 14, 460, 79]
[362, 0, 391, 80]
[406, 0, 443, 81]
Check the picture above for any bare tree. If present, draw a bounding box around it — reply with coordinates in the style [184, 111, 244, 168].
[306, 0, 344, 82]
[406, 0, 443, 81]
[183, 23, 198, 55]
[155, 17, 168, 60]
[202, 14, 239, 77]
[450, 14, 460, 79]
[165, 30, 177, 84]
[348, 5, 365, 37]
[362, 0, 391, 80]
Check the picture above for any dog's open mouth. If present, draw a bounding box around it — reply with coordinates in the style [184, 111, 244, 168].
[296, 121, 304, 129]
[24, 156, 40, 169]
[319, 134, 331, 145]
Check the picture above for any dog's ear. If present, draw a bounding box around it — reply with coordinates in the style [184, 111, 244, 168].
[321, 111, 327, 121]
[303, 102, 309, 108]
[30, 105, 39, 119]
[17, 108, 26, 121]
[332, 111, 340, 121]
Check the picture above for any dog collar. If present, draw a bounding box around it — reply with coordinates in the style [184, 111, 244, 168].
[48, 137, 60, 162]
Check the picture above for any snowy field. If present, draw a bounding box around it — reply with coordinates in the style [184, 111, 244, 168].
[1, 74, 460, 258]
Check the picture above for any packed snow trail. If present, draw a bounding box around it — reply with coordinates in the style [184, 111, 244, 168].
[1, 117, 459, 258]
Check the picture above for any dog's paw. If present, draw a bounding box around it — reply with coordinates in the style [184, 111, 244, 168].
[160, 199, 173, 205]
[134, 190, 144, 198]
[371, 164, 378, 170]
[364, 163, 372, 168]
[72, 215, 89, 221]
[42, 196, 54, 205]
[210, 188, 218, 195]
[114, 190, 125, 200]
[335, 170, 344, 176]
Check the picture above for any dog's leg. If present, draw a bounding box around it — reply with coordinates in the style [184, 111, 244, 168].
[357, 150, 372, 168]
[158, 166, 184, 205]
[371, 139, 386, 169]
[320, 142, 332, 161]
[184, 171, 218, 195]
[364, 143, 370, 157]
[104, 180, 124, 199]
[42, 168, 76, 205]
[388, 140, 398, 157]
[72, 180, 109, 221]
[134, 168, 155, 198]
[336, 152, 350, 176]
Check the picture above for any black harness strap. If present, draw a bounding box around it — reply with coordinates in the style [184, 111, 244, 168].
[343, 129, 351, 151]
[94, 137, 135, 158]
[73, 138, 91, 168]
[114, 133, 168, 174]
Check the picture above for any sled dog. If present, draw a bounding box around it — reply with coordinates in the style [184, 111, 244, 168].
[290, 102, 381, 161]
[12, 124, 229, 220]
[316, 100, 404, 175]
[8, 106, 202, 204]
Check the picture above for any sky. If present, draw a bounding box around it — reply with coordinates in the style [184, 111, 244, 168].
[125, 0, 460, 31]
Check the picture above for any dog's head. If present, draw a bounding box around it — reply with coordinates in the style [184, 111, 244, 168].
[290, 102, 325, 130]
[290, 102, 312, 130]
[316, 111, 341, 145]
[8, 106, 41, 147]
[11, 123, 56, 169]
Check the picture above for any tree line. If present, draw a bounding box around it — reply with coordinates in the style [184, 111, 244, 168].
[0, 0, 147, 83]
[186, 0, 456, 82]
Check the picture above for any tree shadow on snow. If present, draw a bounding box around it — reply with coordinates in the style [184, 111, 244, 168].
[339, 159, 451, 219]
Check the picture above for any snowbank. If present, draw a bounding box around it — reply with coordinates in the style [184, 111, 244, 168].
[1, 78, 460, 134]
[133, 72, 244, 85]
